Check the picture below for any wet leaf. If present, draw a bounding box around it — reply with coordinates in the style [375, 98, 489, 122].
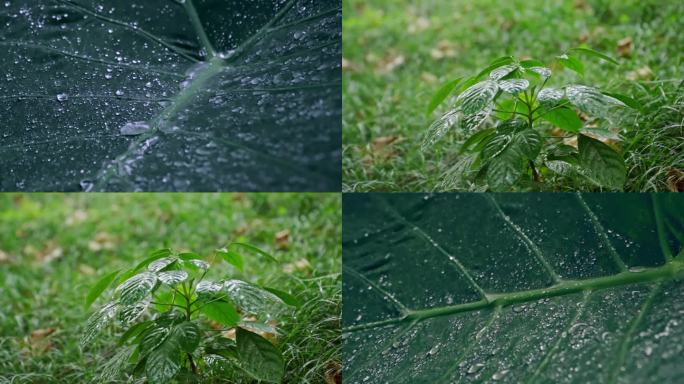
[578, 134, 627, 189]
[541, 108, 583, 133]
[343, 193, 684, 383]
[117, 272, 158, 305]
[237, 328, 285, 383]
[421, 110, 461, 150]
[457, 81, 499, 115]
[426, 77, 463, 116]
[157, 270, 189, 286]
[223, 280, 289, 318]
[119, 295, 151, 325]
[202, 301, 240, 327]
[85, 269, 120, 308]
[81, 302, 118, 346]
[497, 79, 529, 94]
[1, 0, 341, 192]
[537, 88, 565, 109]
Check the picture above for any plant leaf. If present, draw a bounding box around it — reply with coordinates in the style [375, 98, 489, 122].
[566, 85, 623, 118]
[578, 134, 627, 189]
[228, 242, 278, 263]
[119, 295, 152, 325]
[602, 92, 641, 110]
[117, 272, 158, 306]
[201, 301, 240, 327]
[342, 193, 684, 383]
[173, 322, 201, 353]
[529, 66, 552, 78]
[497, 79, 529, 94]
[262, 287, 302, 307]
[460, 128, 496, 154]
[422, 110, 461, 150]
[2, 1, 341, 191]
[489, 64, 519, 81]
[541, 107, 583, 132]
[457, 80, 499, 116]
[157, 270, 189, 285]
[426, 77, 463, 116]
[119, 320, 153, 346]
[97, 345, 136, 382]
[81, 302, 118, 346]
[148, 257, 178, 272]
[85, 269, 120, 308]
[217, 249, 245, 271]
[537, 88, 565, 108]
[236, 328, 285, 383]
[461, 104, 493, 132]
[145, 332, 182, 384]
[223, 280, 289, 318]
[557, 54, 585, 75]
[569, 47, 619, 65]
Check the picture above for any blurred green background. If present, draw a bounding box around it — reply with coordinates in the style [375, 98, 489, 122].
[0, 193, 341, 383]
[343, 0, 684, 192]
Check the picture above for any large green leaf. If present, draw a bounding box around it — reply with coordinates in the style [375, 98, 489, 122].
[236, 327, 285, 383]
[85, 269, 120, 308]
[541, 107, 583, 132]
[457, 80, 499, 115]
[116, 271, 158, 305]
[578, 134, 627, 189]
[0, 0, 341, 191]
[484, 128, 541, 190]
[425, 77, 463, 116]
[343, 193, 684, 383]
[201, 300, 240, 327]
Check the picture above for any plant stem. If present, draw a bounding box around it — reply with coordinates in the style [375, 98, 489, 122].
[529, 160, 540, 182]
[187, 353, 198, 373]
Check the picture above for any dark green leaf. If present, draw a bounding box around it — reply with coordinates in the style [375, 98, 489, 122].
[457, 81, 499, 115]
[569, 47, 619, 65]
[217, 249, 245, 271]
[178, 252, 202, 261]
[262, 287, 302, 307]
[342, 193, 684, 383]
[602, 92, 641, 110]
[145, 333, 181, 384]
[557, 54, 585, 75]
[541, 108, 583, 132]
[237, 328, 285, 383]
[228, 242, 278, 263]
[426, 77, 463, 116]
[201, 301, 240, 327]
[85, 269, 120, 308]
[173, 322, 201, 353]
[460, 128, 496, 154]
[578, 134, 627, 189]
[519, 59, 545, 68]
[119, 321, 153, 346]
[2, 1, 341, 192]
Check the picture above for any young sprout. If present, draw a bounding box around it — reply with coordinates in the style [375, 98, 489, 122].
[424, 47, 639, 191]
[82, 245, 300, 383]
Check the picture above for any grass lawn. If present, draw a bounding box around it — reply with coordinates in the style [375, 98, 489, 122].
[343, 0, 684, 192]
[0, 193, 341, 383]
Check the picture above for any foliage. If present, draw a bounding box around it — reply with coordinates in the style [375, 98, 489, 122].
[83, 246, 294, 383]
[424, 49, 638, 191]
[343, 193, 684, 383]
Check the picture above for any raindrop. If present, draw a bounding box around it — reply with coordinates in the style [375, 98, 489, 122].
[115, 89, 125, 96]
[629, 266, 647, 273]
[120, 121, 151, 136]
[467, 363, 485, 374]
[80, 180, 94, 192]
[492, 369, 509, 380]
[56, 93, 68, 102]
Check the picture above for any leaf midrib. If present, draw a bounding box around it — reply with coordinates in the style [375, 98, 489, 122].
[344, 259, 684, 333]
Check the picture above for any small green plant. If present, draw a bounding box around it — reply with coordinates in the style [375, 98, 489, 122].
[82, 244, 299, 383]
[424, 47, 640, 191]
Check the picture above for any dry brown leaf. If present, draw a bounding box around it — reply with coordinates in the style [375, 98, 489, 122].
[64, 209, 88, 226]
[420, 72, 438, 84]
[88, 232, 117, 252]
[430, 40, 458, 60]
[666, 168, 684, 192]
[407, 16, 430, 34]
[35, 241, 63, 264]
[625, 66, 653, 81]
[617, 37, 632, 57]
[79, 264, 96, 276]
[0, 249, 9, 263]
[222, 328, 236, 341]
[283, 258, 311, 274]
[275, 229, 290, 249]
[325, 361, 342, 384]
[375, 50, 405, 74]
[342, 57, 358, 73]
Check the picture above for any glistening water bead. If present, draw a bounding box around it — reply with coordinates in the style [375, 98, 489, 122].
[56, 93, 68, 102]
[120, 122, 151, 136]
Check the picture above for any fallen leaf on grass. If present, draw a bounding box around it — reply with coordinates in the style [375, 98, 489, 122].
[34, 241, 63, 264]
[64, 209, 88, 226]
[666, 168, 684, 192]
[617, 36, 632, 57]
[342, 57, 358, 73]
[420, 72, 438, 84]
[430, 40, 458, 60]
[21, 328, 59, 356]
[79, 264, 96, 276]
[275, 230, 290, 249]
[625, 66, 653, 81]
[373, 50, 405, 74]
[407, 16, 430, 34]
[283, 258, 311, 274]
[325, 361, 342, 384]
[0, 249, 10, 263]
[88, 232, 117, 252]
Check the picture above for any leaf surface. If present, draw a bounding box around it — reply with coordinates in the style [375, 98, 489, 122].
[0, 0, 341, 191]
[578, 134, 627, 189]
[343, 193, 684, 383]
[237, 328, 285, 383]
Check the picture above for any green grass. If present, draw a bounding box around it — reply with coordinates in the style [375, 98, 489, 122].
[0, 193, 341, 384]
[343, 0, 684, 191]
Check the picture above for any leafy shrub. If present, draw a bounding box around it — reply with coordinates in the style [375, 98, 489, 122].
[424, 48, 639, 191]
[83, 245, 298, 383]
